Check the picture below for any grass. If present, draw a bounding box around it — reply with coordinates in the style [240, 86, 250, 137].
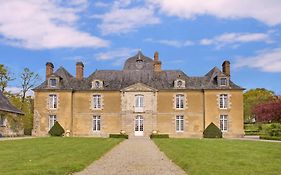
[153, 138, 281, 175]
[0, 137, 123, 175]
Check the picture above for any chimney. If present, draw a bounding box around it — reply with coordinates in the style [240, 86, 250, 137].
[46, 62, 54, 79]
[76, 62, 84, 80]
[222, 60, 230, 77]
[153, 51, 162, 72]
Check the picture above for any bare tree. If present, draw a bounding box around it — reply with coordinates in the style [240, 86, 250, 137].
[20, 68, 39, 109]
[0, 64, 14, 92]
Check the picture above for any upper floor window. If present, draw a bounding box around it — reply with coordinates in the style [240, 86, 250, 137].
[176, 115, 184, 132]
[93, 95, 101, 109]
[220, 115, 228, 132]
[49, 78, 57, 87]
[0, 115, 6, 127]
[176, 94, 184, 109]
[219, 94, 228, 109]
[49, 115, 57, 130]
[220, 77, 227, 86]
[93, 116, 101, 131]
[92, 80, 103, 89]
[135, 95, 144, 108]
[49, 94, 57, 109]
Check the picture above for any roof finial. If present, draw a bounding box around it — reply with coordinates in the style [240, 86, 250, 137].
[137, 48, 141, 60]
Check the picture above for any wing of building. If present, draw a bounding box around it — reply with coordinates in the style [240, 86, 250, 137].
[33, 51, 244, 138]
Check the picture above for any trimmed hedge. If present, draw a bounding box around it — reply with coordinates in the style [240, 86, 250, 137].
[109, 134, 128, 139]
[260, 136, 281, 141]
[150, 134, 169, 139]
[203, 122, 222, 138]
[48, 121, 65, 136]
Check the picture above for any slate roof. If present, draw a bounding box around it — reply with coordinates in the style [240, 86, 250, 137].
[34, 51, 243, 91]
[0, 91, 24, 115]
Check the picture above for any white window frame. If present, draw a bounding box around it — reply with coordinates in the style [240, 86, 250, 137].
[93, 116, 101, 132]
[49, 78, 57, 87]
[219, 94, 228, 109]
[93, 95, 101, 109]
[135, 95, 144, 108]
[0, 115, 6, 127]
[220, 115, 228, 132]
[49, 94, 57, 109]
[49, 115, 57, 130]
[220, 77, 227, 86]
[176, 115, 184, 132]
[176, 94, 184, 109]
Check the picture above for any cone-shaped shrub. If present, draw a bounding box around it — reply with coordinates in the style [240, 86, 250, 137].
[48, 121, 65, 136]
[203, 122, 222, 138]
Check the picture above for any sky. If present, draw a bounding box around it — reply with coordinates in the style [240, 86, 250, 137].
[0, 0, 281, 95]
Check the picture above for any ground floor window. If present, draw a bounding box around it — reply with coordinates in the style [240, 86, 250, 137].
[176, 115, 184, 132]
[49, 115, 57, 130]
[0, 115, 6, 127]
[220, 115, 228, 132]
[93, 116, 101, 131]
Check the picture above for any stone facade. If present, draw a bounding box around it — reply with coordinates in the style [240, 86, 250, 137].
[33, 51, 244, 138]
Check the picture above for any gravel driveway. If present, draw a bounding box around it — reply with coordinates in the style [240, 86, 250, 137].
[74, 137, 187, 175]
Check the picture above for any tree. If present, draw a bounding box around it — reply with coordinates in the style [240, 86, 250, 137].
[19, 68, 39, 109]
[243, 88, 276, 123]
[0, 64, 14, 92]
[253, 100, 281, 122]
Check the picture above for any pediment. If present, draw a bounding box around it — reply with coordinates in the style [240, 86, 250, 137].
[121, 83, 157, 92]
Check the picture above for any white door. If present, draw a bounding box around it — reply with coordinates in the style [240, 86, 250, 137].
[135, 115, 144, 136]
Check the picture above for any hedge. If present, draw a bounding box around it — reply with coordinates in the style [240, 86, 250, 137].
[48, 121, 65, 136]
[150, 134, 169, 139]
[260, 136, 281, 141]
[109, 134, 128, 139]
[203, 122, 222, 138]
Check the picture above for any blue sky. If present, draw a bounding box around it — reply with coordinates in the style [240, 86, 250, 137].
[0, 0, 281, 95]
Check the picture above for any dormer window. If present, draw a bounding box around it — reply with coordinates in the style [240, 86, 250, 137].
[92, 80, 103, 89]
[218, 76, 229, 87]
[221, 77, 227, 86]
[50, 78, 57, 87]
[174, 79, 185, 88]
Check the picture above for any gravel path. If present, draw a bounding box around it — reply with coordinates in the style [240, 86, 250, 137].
[74, 137, 187, 175]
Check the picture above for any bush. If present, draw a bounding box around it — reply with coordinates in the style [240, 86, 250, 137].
[24, 128, 32, 135]
[150, 134, 169, 139]
[109, 134, 128, 139]
[260, 135, 281, 141]
[203, 122, 222, 138]
[48, 122, 65, 136]
[266, 123, 281, 136]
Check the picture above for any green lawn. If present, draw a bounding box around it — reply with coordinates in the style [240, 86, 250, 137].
[0, 137, 123, 175]
[154, 138, 281, 175]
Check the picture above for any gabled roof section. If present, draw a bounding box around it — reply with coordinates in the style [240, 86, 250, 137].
[0, 91, 24, 115]
[121, 83, 157, 92]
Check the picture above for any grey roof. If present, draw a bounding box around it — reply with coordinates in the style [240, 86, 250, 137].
[34, 51, 243, 91]
[0, 91, 24, 115]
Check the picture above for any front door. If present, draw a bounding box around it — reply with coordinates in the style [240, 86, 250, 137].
[135, 115, 144, 136]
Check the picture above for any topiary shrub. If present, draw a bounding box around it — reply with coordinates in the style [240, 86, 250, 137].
[48, 121, 65, 136]
[203, 122, 222, 138]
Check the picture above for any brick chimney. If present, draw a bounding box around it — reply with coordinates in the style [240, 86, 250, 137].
[222, 60, 230, 77]
[76, 62, 84, 80]
[46, 62, 54, 79]
[153, 51, 162, 72]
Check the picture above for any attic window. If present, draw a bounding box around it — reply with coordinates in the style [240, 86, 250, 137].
[174, 79, 185, 88]
[220, 77, 227, 86]
[92, 80, 103, 89]
[49, 78, 57, 87]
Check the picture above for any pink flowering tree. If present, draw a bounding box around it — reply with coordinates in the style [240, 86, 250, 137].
[253, 100, 281, 122]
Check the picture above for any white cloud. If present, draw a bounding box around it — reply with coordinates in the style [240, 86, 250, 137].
[149, 0, 281, 26]
[234, 47, 281, 73]
[95, 48, 137, 66]
[6, 86, 34, 97]
[145, 38, 194, 47]
[93, 6, 160, 35]
[0, 0, 109, 49]
[199, 32, 272, 49]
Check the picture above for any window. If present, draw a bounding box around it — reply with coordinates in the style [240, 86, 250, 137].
[92, 80, 103, 89]
[174, 79, 185, 88]
[220, 115, 228, 132]
[176, 115, 184, 132]
[93, 95, 101, 109]
[0, 115, 6, 127]
[176, 94, 184, 109]
[49, 78, 57, 87]
[93, 116, 101, 131]
[49, 94, 57, 109]
[220, 78, 227, 86]
[219, 94, 228, 109]
[49, 115, 57, 130]
[135, 95, 144, 107]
